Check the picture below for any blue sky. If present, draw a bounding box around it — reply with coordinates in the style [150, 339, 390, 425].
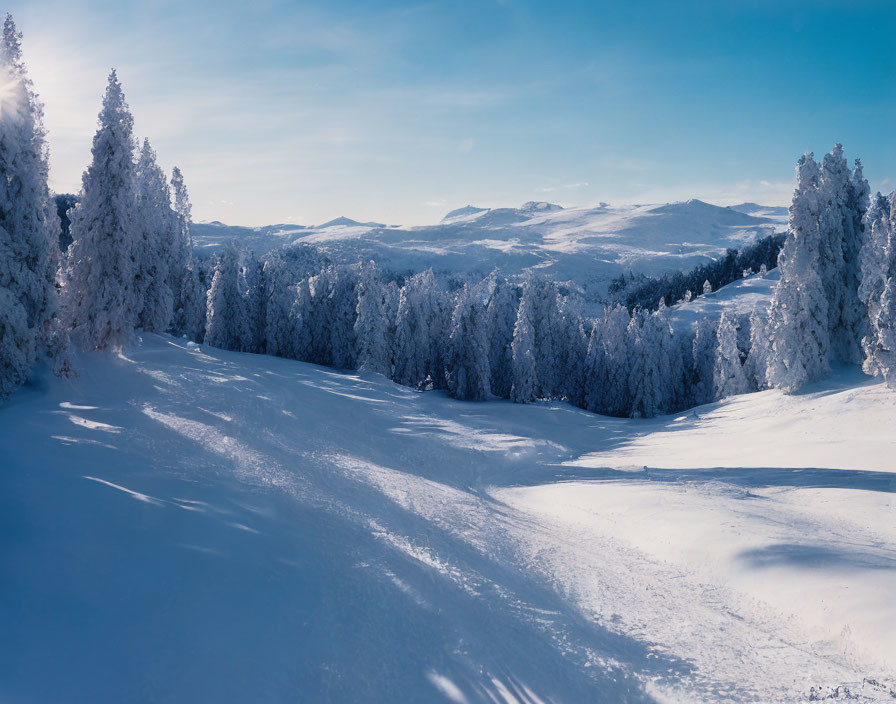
[11, 0, 896, 226]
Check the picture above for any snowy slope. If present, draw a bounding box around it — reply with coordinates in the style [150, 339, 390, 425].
[667, 268, 780, 330]
[2, 335, 894, 703]
[191, 200, 783, 294]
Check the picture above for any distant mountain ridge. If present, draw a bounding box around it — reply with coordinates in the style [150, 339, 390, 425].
[191, 199, 786, 298]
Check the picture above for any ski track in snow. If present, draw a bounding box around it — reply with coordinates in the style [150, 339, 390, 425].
[2, 334, 894, 703]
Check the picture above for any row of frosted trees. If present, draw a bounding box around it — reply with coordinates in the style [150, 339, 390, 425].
[0, 15, 201, 397]
[198, 250, 760, 417]
[3, 9, 895, 414]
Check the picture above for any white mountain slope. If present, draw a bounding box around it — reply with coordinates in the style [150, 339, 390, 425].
[1, 335, 894, 703]
[191, 200, 783, 293]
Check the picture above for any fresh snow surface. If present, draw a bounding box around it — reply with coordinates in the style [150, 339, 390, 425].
[668, 268, 780, 330]
[2, 335, 894, 702]
[191, 200, 783, 293]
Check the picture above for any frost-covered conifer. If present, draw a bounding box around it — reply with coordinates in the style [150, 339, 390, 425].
[702, 280, 712, 295]
[171, 167, 205, 340]
[561, 296, 588, 406]
[237, 250, 264, 353]
[134, 138, 175, 332]
[713, 312, 750, 399]
[600, 305, 632, 417]
[204, 245, 242, 350]
[862, 191, 896, 385]
[328, 266, 358, 370]
[744, 310, 769, 390]
[64, 71, 140, 349]
[0, 14, 59, 396]
[392, 272, 430, 388]
[261, 251, 298, 358]
[766, 153, 830, 392]
[582, 314, 605, 413]
[818, 145, 868, 363]
[354, 262, 391, 375]
[485, 276, 518, 399]
[446, 284, 491, 401]
[692, 316, 717, 405]
[510, 281, 537, 403]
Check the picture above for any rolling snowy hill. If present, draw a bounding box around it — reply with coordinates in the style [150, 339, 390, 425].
[191, 200, 784, 294]
[2, 335, 894, 703]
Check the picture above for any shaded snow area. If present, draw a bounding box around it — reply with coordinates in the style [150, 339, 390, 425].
[2, 335, 894, 703]
[191, 200, 783, 292]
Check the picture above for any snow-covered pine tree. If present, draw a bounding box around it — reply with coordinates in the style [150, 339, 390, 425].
[818, 145, 868, 363]
[766, 153, 830, 392]
[560, 295, 588, 406]
[600, 304, 632, 417]
[354, 262, 391, 376]
[532, 280, 564, 400]
[261, 251, 298, 358]
[64, 70, 140, 350]
[0, 14, 59, 397]
[446, 284, 491, 401]
[204, 245, 242, 350]
[134, 138, 175, 332]
[627, 311, 663, 418]
[702, 280, 712, 295]
[744, 309, 769, 390]
[392, 272, 429, 388]
[692, 315, 717, 405]
[861, 191, 896, 385]
[485, 275, 518, 399]
[510, 280, 537, 403]
[582, 315, 605, 413]
[713, 312, 750, 399]
[328, 266, 358, 370]
[290, 277, 314, 363]
[237, 249, 264, 353]
[171, 166, 205, 341]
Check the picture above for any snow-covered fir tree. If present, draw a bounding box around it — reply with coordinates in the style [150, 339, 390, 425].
[446, 284, 491, 401]
[692, 315, 717, 405]
[170, 166, 205, 341]
[600, 305, 633, 417]
[713, 312, 750, 399]
[861, 191, 896, 385]
[485, 275, 518, 399]
[354, 262, 391, 376]
[818, 145, 869, 363]
[392, 271, 431, 388]
[510, 280, 537, 403]
[744, 310, 768, 390]
[64, 70, 140, 350]
[327, 266, 358, 370]
[261, 251, 298, 358]
[0, 14, 60, 397]
[237, 250, 264, 354]
[134, 138, 175, 332]
[766, 153, 830, 392]
[204, 245, 242, 351]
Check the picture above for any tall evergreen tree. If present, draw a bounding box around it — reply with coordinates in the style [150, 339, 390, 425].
[64, 70, 140, 349]
[0, 14, 59, 396]
[766, 153, 831, 392]
[204, 245, 242, 351]
[134, 138, 175, 332]
[171, 166, 205, 341]
[510, 281, 537, 403]
[354, 262, 391, 375]
[446, 284, 491, 401]
[713, 312, 750, 399]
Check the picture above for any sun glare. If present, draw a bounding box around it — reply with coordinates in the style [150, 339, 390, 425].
[0, 66, 24, 122]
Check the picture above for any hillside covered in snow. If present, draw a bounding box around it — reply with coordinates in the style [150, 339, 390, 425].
[191, 199, 786, 293]
[2, 335, 894, 703]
